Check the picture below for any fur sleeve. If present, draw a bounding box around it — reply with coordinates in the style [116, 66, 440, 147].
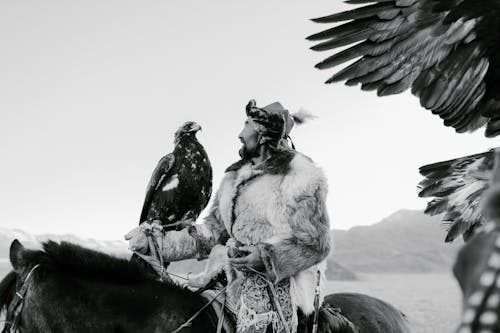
[160, 189, 229, 261]
[257, 184, 331, 283]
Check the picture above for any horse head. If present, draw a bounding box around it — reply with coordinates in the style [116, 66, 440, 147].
[8, 239, 42, 291]
[0, 240, 41, 333]
[1, 239, 223, 332]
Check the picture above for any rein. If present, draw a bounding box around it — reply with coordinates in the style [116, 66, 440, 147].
[133, 223, 300, 333]
[245, 266, 292, 333]
[170, 286, 228, 333]
[132, 225, 193, 283]
[133, 227, 227, 332]
[4, 264, 41, 333]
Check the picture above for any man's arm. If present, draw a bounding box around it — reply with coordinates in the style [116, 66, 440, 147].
[159, 197, 229, 261]
[126, 190, 229, 262]
[257, 185, 331, 283]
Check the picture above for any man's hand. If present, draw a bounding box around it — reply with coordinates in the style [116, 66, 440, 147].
[229, 245, 264, 272]
[124, 226, 149, 254]
[125, 220, 165, 254]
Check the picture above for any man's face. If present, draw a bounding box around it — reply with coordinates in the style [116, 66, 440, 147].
[238, 118, 260, 158]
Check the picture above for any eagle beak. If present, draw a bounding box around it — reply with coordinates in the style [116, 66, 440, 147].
[191, 123, 202, 132]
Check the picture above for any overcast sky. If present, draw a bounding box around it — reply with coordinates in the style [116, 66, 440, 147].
[1, 1, 497, 240]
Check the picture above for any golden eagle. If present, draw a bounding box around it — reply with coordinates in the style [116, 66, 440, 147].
[139, 121, 212, 229]
[132, 121, 212, 276]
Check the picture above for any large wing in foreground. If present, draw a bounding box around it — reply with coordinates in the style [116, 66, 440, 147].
[308, 0, 500, 137]
[418, 149, 493, 242]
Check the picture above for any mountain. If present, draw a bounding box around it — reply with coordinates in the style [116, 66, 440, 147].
[0, 227, 356, 280]
[325, 258, 358, 280]
[330, 210, 463, 274]
[0, 227, 129, 262]
[0, 209, 463, 280]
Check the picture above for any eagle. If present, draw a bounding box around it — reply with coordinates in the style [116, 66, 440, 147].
[139, 121, 212, 229]
[308, 0, 500, 137]
[306, 0, 500, 242]
[132, 121, 212, 277]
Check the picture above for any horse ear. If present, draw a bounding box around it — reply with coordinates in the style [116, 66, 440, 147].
[10, 239, 26, 271]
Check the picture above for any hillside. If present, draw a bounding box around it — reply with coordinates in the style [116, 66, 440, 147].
[331, 209, 462, 273]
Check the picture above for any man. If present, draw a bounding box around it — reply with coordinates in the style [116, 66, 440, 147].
[126, 100, 331, 333]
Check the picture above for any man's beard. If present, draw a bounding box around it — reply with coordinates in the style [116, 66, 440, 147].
[239, 144, 258, 159]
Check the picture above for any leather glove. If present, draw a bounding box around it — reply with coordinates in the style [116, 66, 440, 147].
[124, 220, 163, 254]
[124, 226, 149, 254]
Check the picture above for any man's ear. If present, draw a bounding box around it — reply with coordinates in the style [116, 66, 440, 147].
[10, 239, 26, 272]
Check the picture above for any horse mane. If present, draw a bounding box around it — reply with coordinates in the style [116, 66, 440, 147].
[21, 240, 165, 285]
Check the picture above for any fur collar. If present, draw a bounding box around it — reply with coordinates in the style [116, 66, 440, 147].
[225, 149, 295, 175]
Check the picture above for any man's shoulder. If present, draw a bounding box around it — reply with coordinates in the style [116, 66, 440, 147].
[278, 151, 328, 198]
[289, 151, 322, 172]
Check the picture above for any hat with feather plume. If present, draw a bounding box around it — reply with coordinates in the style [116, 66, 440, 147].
[245, 99, 313, 149]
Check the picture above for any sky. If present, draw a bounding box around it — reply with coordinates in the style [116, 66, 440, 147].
[1, 1, 498, 240]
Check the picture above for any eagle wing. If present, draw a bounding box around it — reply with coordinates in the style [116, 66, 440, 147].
[418, 149, 494, 242]
[139, 153, 175, 224]
[308, 0, 500, 137]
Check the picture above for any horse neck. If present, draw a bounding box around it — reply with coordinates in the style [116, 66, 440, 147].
[17, 269, 218, 332]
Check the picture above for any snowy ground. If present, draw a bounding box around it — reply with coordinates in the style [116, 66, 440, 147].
[326, 273, 461, 333]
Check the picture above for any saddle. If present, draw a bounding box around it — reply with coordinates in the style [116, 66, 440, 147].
[199, 281, 359, 333]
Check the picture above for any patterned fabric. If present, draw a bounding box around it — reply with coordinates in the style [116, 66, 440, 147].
[236, 273, 297, 333]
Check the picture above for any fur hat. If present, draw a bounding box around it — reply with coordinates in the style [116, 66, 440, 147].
[245, 99, 313, 149]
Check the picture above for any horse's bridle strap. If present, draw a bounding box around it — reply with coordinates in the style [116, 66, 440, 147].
[5, 264, 41, 333]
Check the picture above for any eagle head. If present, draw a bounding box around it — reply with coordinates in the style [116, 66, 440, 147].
[174, 121, 202, 143]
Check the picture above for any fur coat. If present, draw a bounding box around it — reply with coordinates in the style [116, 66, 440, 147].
[160, 149, 332, 315]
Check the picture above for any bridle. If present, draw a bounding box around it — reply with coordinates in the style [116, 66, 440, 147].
[132, 227, 228, 333]
[3, 252, 223, 333]
[2, 264, 41, 333]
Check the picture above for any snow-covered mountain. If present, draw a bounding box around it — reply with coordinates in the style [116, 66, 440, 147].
[0, 209, 463, 279]
[0, 227, 129, 260]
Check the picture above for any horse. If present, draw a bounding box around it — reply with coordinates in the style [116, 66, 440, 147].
[0, 239, 410, 333]
[453, 223, 500, 332]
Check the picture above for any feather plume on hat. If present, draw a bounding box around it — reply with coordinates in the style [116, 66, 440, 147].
[291, 109, 316, 125]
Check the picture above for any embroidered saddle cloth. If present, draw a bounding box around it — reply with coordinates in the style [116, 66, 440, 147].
[200, 274, 358, 333]
[201, 274, 296, 333]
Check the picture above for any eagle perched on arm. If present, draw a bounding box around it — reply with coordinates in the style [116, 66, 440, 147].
[308, 0, 500, 137]
[140, 121, 212, 230]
